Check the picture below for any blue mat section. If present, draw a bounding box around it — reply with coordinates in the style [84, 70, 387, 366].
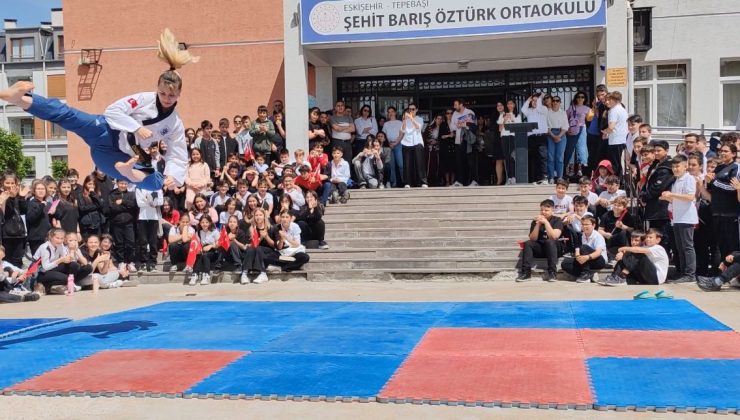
[589, 358, 740, 409]
[0, 318, 70, 338]
[188, 352, 406, 397]
[570, 300, 731, 331]
[436, 301, 576, 328]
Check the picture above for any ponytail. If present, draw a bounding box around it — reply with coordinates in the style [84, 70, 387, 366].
[157, 28, 199, 91]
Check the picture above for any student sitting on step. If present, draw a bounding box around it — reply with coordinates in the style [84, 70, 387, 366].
[263, 210, 310, 273]
[189, 215, 220, 286]
[594, 175, 626, 221]
[577, 176, 599, 213]
[296, 190, 329, 250]
[549, 178, 573, 218]
[597, 196, 635, 259]
[601, 229, 668, 286]
[561, 215, 607, 283]
[562, 195, 593, 254]
[516, 199, 564, 283]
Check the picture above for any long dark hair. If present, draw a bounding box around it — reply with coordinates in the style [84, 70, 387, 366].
[81, 175, 97, 202]
[162, 197, 176, 219]
[58, 178, 77, 207]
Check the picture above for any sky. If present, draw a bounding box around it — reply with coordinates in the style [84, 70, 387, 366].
[1, 0, 62, 28]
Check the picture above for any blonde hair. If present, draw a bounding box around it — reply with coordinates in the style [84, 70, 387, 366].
[157, 28, 199, 91]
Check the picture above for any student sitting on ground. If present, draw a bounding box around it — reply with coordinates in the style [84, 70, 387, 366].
[549, 178, 573, 217]
[0, 245, 40, 302]
[189, 215, 220, 286]
[516, 199, 564, 283]
[561, 215, 607, 283]
[264, 210, 311, 273]
[562, 195, 593, 253]
[697, 252, 740, 291]
[34, 228, 86, 295]
[601, 229, 668, 286]
[240, 208, 274, 285]
[296, 190, 329, 250]
[597, 196, 635, 259]
[63, 231, 94, 288]
[168, 214, 195, 273]
[219, 215, 247, 272]
[594, 175, 626, 220]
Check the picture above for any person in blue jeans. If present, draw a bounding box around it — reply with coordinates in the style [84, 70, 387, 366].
[546, 96, 570, 181]
[0, 29, 195, 191]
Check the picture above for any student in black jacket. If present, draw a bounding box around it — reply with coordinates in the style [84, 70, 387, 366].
[78, 175, 105, 239]
[295, 191, 328, 249]
[26, 180, 52, 256]
[94, 168, 115, 234]
[52, 178, 80, 235]
[1, 172, 29, 268]
[109, 179, 138, 271]
[640, 140, 675, 253]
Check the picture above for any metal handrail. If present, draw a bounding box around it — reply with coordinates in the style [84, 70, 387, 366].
[652, 125, 737, 136]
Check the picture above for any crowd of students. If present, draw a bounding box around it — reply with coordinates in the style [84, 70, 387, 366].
[516, 131, 740, 291]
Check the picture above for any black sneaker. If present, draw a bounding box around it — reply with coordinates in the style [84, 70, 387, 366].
[545, 271, 558, 282]
[696, 276, 723, 292]
[515, 271, 532, 282]
[22, 292, 41, 302]
[576, 272, 593, 283]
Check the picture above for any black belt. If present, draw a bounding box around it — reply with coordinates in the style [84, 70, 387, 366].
[126, 133, 155, 174]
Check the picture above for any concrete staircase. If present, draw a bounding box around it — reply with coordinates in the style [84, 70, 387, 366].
[137, 185, 558, 284]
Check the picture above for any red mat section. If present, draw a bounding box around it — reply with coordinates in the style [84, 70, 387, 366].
[9, 350, 246, 394]
[412, 328, 584, 357]
[581, 329, 740, 359]
[380, 329, 593, 404]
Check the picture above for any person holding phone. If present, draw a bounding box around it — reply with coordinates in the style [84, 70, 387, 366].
[400, 104, 427, 188]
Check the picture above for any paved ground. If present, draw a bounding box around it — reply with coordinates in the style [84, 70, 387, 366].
[1, 280, 738, 419]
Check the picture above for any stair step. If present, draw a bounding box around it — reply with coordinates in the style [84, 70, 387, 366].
[324, 226, 527, 239]
[310, 247, 521, 259]
[325, 237, 523, 248]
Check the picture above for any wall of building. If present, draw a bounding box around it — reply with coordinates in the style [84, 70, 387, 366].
[635, 0, 740, 128]
[63, 0, 286, 173]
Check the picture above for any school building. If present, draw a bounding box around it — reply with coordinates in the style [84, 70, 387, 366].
[2, 1, 739, 176]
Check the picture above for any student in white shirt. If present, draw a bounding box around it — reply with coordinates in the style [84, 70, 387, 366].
[498, 100, 522, 185]
[328, 148, 351, 203]
[354, 105, 378, 155]
[546, 96, 570, 181]
[595, 175, 626, 220]
[601, 91, 629, 176]
[659, 155, 698, 283]
[383, 106, 404, 187]
[401, 104, 428, 188]
[135, 187, 164, 272]
[522, 93, 549, 184]
[563, 195, 593, 252]
[577, 176, 599, 210]
[34, 228, 87, 294]
[603, 229, 668, 286]
[549, 178, 573, 217]
[561, 215, 606, 283]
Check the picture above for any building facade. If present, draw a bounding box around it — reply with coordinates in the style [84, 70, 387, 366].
[0, 9, 66, 179]
[16, 0, 740, 173]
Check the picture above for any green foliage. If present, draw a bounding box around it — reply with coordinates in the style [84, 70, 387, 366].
[51, 159, 68, 180]
[0, 128, 33, 179]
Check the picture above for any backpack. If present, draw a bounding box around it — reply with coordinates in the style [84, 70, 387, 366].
[3, 199, 26, 238]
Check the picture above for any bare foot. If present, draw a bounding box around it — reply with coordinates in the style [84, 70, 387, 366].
[0, 81, 35, 107]
[114, 157, 147, 183]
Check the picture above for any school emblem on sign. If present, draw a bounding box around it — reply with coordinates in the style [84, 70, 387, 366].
[309, 3, 341, 35]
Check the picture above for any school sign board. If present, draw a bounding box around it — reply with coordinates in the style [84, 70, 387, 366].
[301, 0, 607, 45]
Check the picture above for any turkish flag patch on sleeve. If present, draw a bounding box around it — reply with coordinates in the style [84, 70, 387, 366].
[127, 98, 138, 108]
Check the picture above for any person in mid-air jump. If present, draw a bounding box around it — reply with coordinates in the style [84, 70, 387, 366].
[0, 29, 196, 191]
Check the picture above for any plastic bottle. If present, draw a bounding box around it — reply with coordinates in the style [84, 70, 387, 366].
[67, 274, 75, 295]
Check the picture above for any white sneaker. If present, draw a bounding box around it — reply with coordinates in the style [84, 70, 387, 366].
[112, 280, 124, 288]
[189, 274, 199, 286]
[266, 265, 282, 273]
[184, 266, 193, 274]
[240, 272, 249, 285]
[379, 184, 385, 189]
[506, 177, 516, 185]
[253, 272, 269, 284]
[404, 184, 411, 189]
[200, 273, 210, 285]
[467, 180, 479, 187]
[74, 285, 82, 292]
[452, 181, 463, 187]
[421, 184, 428, 188]
[128, 263, 137, 272]
[118, 263, 126, 272]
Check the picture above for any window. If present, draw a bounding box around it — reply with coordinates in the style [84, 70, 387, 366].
[52, 155, 68, 163]
[634, 62, 689, 127]
[51, 123, 67, 139]
[20, 118, 34, 139]
[10, 37, 34, 61]
[633, 8, 652, 52]
[26, 156, 37, 179]
[7, 75, 32, 86]
[720, 59, 740, 127]
[57, 35, 64, 58]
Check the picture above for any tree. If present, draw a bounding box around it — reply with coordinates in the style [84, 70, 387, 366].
[51, 159, 68, 180]
[0, 128, 33, 179]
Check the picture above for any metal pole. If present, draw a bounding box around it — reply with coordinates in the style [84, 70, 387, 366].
[626, 0, 635, 114]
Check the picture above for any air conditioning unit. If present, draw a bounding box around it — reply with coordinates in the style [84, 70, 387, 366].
[79, 57, 93, 65]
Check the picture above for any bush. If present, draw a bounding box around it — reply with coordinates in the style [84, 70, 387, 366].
[0, 128, 33, 179]
[51, 159, 68, 180]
